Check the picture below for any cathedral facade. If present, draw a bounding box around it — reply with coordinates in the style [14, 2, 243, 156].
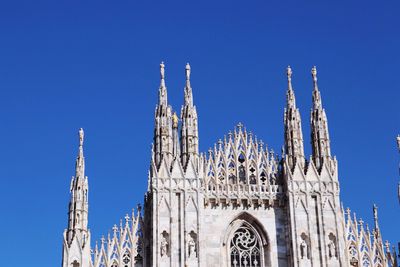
[61, 63, 398, 267]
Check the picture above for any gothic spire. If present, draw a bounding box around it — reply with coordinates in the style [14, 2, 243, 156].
[311, 66, 322, 109]
[310, 66, 332, 171]
[153, 62, 174, 168]
[63, 129, 91, 267]
[158, 61, 168, 106]
[68, 129, 89, 234]
[180, 63, 199, 169]
[284, 66, 305, 171]
[184, 63, 193, 106]
[286, 66, 296, 108]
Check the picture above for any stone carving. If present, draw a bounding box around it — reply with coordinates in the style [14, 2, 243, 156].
[187, 231, 197, 258]
[161, 231, 169, 257]
[300, 233, 310, 260]
[328, 233, 337, 259]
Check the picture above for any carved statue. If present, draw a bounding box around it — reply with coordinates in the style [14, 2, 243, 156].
[188, 236, 196, 258]
[172, 112, 179, 128]
[79, 128, 84, 146]
[300, 240, 308, 259]
[161, 236, 168, 257]
[328, 239, 337, 258]
[160, 62, 165, 79]
[185, 63, 191, 80]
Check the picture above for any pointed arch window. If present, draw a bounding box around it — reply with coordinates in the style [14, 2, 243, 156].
[230, 225, 261, 267]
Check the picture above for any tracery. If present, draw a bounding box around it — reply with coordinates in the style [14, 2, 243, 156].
[230, 225, 262, 267]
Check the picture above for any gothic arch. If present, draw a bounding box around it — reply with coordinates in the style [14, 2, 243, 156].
[222, 212, 270, 267]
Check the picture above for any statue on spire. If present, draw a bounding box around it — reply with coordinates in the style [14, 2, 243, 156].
[79, 128, 84, 147]
[287, 65, 292, 82]
[186, 63, 191, 81]
[160, 61, 165, 80]
[311, 66, 318, 83]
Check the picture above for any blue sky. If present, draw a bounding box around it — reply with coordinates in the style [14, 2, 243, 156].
[0, 1, 399, 266]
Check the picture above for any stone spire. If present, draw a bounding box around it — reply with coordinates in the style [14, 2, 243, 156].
[62, 128, 91, 267]
[184, 63, 193, 106]
[284, 66, 305, 171]
[180, 63, 199, 169]
[310, 66, 332, 171]
[154, 62, 174, 168]
[159, 61, 167, 106]
[67, 128, 89, 239]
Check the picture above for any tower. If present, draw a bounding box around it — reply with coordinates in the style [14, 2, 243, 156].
[284, 66, 305, 172]
[153, 62, 175, 168]
[285, 67, 346, 267]
[62, 128, 91, 267]
[310, 66, 333, 173]
[180, 63, 199, 170]
[144, 63, 202, 267]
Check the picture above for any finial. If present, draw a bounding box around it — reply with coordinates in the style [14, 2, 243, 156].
[112, 224, 118, 234]
[237, 122, 243, 131]
[311, 66, 317, 83]
[228, 131, 233, 140]
[125, 214, 130, 224]
[185, 63, 191, 81]
[79, 128, 84, 147]
[172, 112, 179, 128]
[287, 66, 292, 82]
[101, 235, 105, 244]
[160, 61, 165, 80]
[217, 139, 223, 146]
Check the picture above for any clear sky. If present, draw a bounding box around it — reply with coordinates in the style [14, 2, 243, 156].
[0, 1, 399, 266]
